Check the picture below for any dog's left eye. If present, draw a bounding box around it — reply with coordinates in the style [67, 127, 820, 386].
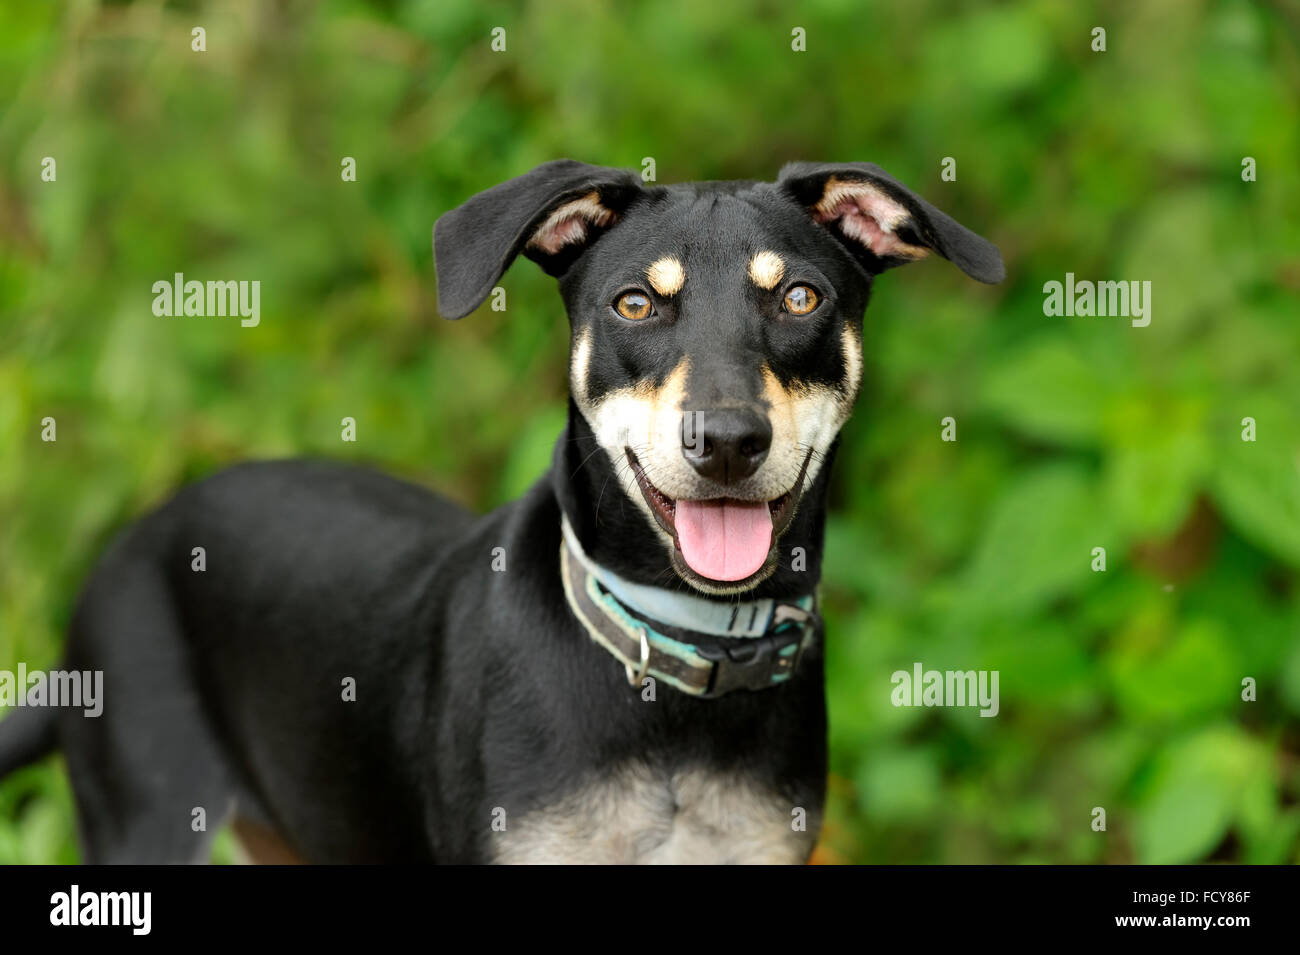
[614, 290, 655, 321]
[783, 285, 819, 316]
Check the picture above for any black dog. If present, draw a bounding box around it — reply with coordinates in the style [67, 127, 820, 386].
[0, 160, 1002, 863]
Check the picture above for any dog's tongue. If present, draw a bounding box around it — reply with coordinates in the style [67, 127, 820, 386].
[674, 499, 773, 581]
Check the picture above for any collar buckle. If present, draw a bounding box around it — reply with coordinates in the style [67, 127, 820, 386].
[694, 600, 818, 697]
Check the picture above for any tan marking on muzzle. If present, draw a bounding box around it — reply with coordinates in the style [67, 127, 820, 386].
[576, 357, 690, 457]
[570, 328, 593, 403]
[841, 325, 863, 402]
[646, 257, 686, 297]
[760, 361, 853, 492]
[575, 358, 691, 533]
[747, 251, 786, 290]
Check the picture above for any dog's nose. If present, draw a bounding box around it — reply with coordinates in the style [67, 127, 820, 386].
[680, 408, 772, 484]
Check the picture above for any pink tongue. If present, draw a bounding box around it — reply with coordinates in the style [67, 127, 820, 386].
[674, 499, 773, 581]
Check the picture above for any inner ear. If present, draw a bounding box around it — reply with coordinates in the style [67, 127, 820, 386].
[526, 192, 618, 256]
[814, 177, 931, 262]
[777, 161, 1004, 283]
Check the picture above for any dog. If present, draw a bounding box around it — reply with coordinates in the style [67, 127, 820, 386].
[0, 160, 1003, 863]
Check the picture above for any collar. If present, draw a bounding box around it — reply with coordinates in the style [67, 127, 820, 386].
[559, 517, 820, 698]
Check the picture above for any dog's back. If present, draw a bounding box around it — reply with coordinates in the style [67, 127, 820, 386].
[48, 460, 476, 861]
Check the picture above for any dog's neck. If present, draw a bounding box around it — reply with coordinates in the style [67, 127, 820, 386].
[550, 400, 834, 603]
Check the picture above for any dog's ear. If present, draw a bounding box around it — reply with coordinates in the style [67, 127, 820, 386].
[433, 159, 644, 319]
[776, 161, 1005, 284]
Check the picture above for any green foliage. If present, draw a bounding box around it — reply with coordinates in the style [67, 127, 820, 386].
[1, 0, 1297, 864]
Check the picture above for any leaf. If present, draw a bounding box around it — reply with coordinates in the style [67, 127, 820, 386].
[1109, 618, 1238, 721]
[962, 464, 1108, 614]
[1281, 641, 1300, 718]
[855, 747, 941, 824]
[922, 6, 1051, 98]
[1210, 407, 1300, 568]
[1136, 771, 1232, 865]
[1116, 192, 1238, 334]
[1135, 727, 1269, 864]
[1102, 397, 1210, 538]
[980, 336, 1109, 446]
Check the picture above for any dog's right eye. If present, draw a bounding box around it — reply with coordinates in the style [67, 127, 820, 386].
[614, 290, 655, 321]
[783, 284, 819, 316]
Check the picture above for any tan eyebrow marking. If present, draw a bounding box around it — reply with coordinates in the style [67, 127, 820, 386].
[748, 250, 786, 290]
[645, 257, 685, 297]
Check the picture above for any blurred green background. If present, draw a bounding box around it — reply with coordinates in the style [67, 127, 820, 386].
[2, 0, 1299, 864]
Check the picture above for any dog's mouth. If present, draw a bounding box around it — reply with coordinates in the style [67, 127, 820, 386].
[625, 448, 810, 585]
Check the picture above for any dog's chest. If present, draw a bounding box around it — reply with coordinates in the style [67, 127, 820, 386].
[492, 763, 816, 864]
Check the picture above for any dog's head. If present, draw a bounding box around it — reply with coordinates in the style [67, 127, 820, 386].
[435, 160, 1003, 595]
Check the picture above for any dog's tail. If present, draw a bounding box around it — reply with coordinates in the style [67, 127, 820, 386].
[0, 705, 58, 779]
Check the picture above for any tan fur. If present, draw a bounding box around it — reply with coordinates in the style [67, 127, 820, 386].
[492, 764, 816, 864]
[577, 358, 691, 535]
[526, 192, 615, 255]
[814, 176, 931, 260]
[761, 361, 854, 493]
[645, 256, 685, 297]
[841, 325, 863, 400]
[570, 328, 592, 403]
[747, 250, 786, 290]
[576, 346, 860, 593]
[573, 316, 863, 593]
[231, 817, 304, 865]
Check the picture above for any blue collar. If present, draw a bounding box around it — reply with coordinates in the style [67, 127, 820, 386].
[559, 517, 820, 697]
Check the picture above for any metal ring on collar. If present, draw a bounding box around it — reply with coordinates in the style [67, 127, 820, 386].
[625, 626, 650, 686]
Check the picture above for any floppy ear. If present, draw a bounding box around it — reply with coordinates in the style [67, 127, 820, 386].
[777, 161, 1005, 284]
[433, 159, 644, 319]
